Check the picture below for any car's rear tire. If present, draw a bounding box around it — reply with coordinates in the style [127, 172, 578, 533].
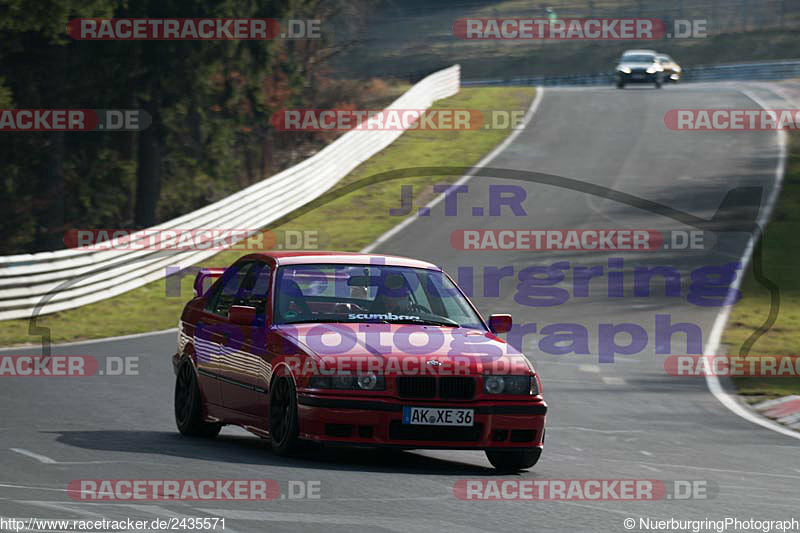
[654, 79, 662, 88]
[174, 360, 221, 438]
[616, 81, 624, 89]
[485, 448, 542, 472]
[269, 377, 300, 455]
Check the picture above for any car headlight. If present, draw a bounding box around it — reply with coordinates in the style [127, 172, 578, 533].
[356, 374, 380, 390]
[483, 375, 536, 395]
[646, 66, 663, 74]
[617, 66, 631, 74]
[309, 374, 385, 391]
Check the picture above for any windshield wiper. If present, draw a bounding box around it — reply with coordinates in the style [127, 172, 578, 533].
[281, 318, 459, 327]
[281, 319, 348, 324]
[404, 318, 461, 328]
[281, 318, 390, 324]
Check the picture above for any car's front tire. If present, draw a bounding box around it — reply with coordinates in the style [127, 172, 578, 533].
[269, 377, 300, 455]
[485, 448, 542, 472]
[174, 360, 221, 438]
[616, 81, 624, 89]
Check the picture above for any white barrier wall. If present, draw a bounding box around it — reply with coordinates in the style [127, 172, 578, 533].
[0, 65, 461, 321]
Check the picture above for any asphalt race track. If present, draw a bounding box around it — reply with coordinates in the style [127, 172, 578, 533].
[1, 83, 798, 532]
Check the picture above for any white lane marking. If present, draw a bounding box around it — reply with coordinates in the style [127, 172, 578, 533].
[0, 483, 71, 493]
[7, 449, 167, 467]
[361, 86, 546, 254]
[640, 450, 653, 457]
[578, 364, 600, 373]
[639, 464, 660, 472]
[0, 482, 130, 498]
[574, 457, 800, 480]
[702, 85, 800, 442]
[601, 376, 626, 385]
[10, 448, 56, 464]
[0, 328, 177, 352]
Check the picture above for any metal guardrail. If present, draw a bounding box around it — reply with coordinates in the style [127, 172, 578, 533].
[462, 59, 800, 87]
[0, 65, 461, 321]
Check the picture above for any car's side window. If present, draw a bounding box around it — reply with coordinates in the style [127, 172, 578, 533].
[233, 262, 271, 322]
[205, 262, 254, 317]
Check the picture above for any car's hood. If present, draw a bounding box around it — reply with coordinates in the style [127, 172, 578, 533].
[274, 323, 532, 375]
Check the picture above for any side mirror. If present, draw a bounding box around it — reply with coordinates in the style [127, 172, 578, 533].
[488, 314, 512, 334]
[193, 267, 225, 297]
[229, 305, 257, 325]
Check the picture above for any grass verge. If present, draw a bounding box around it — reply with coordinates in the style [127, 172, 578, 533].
[722, 132, 800, 398]
[0, 86, 535, 346]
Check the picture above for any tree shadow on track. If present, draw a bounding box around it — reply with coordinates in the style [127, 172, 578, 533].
[47, 429, 509, 476]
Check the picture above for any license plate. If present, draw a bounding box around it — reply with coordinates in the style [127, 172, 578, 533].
[402, 406, 474, 426]
[631, 73, 644, 79]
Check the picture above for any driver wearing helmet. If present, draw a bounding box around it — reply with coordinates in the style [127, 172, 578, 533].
[371, 273, 416, 315]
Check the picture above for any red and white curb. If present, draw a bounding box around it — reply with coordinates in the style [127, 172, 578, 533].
[753, 396, 800, 430]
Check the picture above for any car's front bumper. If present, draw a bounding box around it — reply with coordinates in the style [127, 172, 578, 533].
[296, 393, 547, 449]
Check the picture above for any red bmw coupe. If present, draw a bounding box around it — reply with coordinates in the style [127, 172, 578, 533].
[173, 252, 547, 471]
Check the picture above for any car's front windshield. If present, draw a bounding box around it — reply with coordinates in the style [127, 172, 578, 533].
[273, 263, 484, 329]
[621, 54, 655, 63]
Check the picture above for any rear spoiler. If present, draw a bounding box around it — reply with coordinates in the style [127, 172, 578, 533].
[194, 268, 225, 297]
